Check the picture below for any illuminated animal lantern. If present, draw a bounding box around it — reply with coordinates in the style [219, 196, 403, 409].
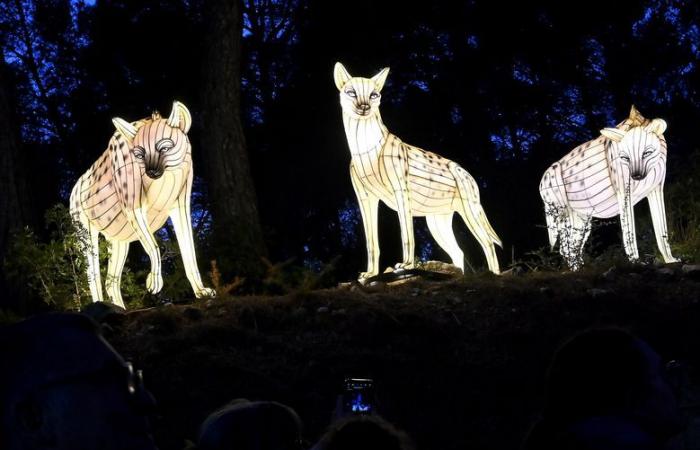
[334, 62, 502, 282]
[69, 101, 215, 307]
[539, 106, 678, 270]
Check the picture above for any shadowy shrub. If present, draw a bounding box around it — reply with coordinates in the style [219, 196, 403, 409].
[666, 149, 700, 262]
[4, 204, 203, 310]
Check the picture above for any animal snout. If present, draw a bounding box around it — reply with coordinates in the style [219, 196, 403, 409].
[358, 103, 370, 112]
[146, 168, 163, 179]
[631, 172, 645, 181]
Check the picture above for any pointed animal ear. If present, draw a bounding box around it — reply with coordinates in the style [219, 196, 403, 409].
[600, 127, 626, 142]
[371, 67, 390, 92]
[627, 104, 646, 127]
[334, 62, 352, 91]
[629, 104, 643, 120]
[645, 118, 667, 136]
[167, 101, 192, 133]
[112, 117, 137, 143]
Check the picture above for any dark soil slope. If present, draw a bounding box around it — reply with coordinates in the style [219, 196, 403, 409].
[104, 265, 700, 450]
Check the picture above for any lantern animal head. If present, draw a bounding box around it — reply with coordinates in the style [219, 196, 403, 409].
[334, 62, 389, 119]
[111, 101, 192, 180]
[600, 106, 667, 182]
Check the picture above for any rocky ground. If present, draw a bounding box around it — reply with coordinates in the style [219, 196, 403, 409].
[93, 263, 700, 450]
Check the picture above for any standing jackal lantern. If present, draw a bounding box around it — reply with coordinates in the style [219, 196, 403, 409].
[70, 101, 215, 308]
[539, 106, 679, 270]
[334, 62, 502, 282]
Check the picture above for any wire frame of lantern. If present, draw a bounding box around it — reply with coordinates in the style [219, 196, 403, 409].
[539, 105, 678, 270]
[334, 62, 502, 282]
[69, 101, 215, 307]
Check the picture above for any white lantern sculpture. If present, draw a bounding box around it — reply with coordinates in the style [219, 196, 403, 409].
[334, 62, 502, 282]
[69, 101, 215, 307]
[539, 106, 679, 270]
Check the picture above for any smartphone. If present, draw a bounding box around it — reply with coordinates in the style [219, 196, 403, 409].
[342, 377, 375, 415]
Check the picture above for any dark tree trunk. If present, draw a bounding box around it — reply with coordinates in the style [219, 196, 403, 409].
[201, 0, 267, 278]
[0, 61, 31, 260]
[0, 59, 35, 310]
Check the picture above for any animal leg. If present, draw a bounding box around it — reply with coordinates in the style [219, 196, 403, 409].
[350, 165, 380, 282]
[169, 184, 215, 298]
[647, 185, 679, 263]
[125, 209, 163, 294]
[426, 213, 464, 273]
[556, 209, 591, 270]
[77, 214, 104, 303]
[394, 184, 415, 270]
[539, 165, 568, 249]
[617, 188, 639, 261]
[106, 240, 129, 308]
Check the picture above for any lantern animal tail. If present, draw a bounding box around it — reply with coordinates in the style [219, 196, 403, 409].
[450, 163, 501, 274]
[461, 202, 503, 248]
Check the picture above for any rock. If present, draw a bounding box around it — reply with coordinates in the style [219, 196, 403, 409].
[656, 267, 675, 279]
[337, 282, 353, 290]
[416, 260, 463, 276]
[316, 306, 330, 314]
[81, 301, 125, 325]
[587, 288, 610, 298]
[502, 266, 525, 276]
[539, 286, 552, 295]
[365, 281, 386, 293]
[602, 266, 616, 280]
[682, 264, 700, 279]
[205, 299, 215, 308]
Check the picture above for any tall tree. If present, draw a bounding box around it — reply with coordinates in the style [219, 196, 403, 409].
[0, 57, 32, 282]
[200, 0, 267, 278]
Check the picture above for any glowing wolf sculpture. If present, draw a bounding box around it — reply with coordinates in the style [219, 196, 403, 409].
[70, 101, 215, 307]
[334, 62, 502, 282]
[539, 106, 678, 270]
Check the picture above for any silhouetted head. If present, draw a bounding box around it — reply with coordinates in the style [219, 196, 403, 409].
[112, 101, 192, 180]
[334, 62, 389, 119]
[0, 313, 158, 450]
[198, 399, 303, 450]
[600, 106, 667, 182]
[543, 328, 683, 439]
[312, 415, 414, 450]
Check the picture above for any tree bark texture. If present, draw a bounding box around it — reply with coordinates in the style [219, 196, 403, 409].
[201, 0, 267, 278]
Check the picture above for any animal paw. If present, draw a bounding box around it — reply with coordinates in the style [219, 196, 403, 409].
[358, 271, 378, 284]
[393, 262, 415, 271]
[195, 287, 216, 299]
[146, 272, 163, 294]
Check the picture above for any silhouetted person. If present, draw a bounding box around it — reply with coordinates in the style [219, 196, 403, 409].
[312, 415, 415, 450]
[198, 399, 303, 450]
[0, 313, 158, 450]
[524, 328, 684, 450]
